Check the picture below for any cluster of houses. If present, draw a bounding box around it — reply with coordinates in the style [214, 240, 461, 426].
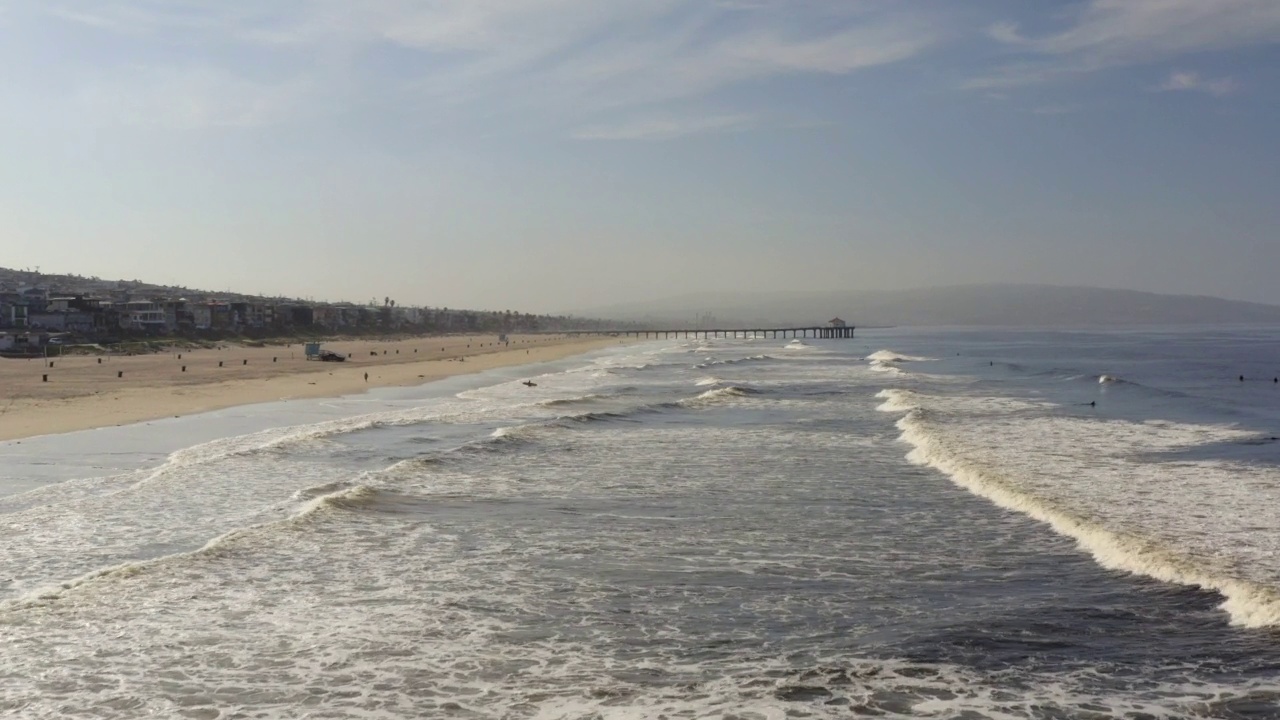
[0, 272, 619, 353]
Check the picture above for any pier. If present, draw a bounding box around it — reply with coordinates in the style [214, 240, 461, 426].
[564, 325, 855, 340]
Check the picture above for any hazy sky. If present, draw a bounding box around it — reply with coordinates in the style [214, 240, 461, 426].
[2, 1, 1278, 312]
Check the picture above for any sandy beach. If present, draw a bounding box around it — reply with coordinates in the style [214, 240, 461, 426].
[0, 334, 632, 441]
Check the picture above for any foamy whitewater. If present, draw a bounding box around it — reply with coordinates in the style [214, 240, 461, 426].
[3, 328, 1280, 718]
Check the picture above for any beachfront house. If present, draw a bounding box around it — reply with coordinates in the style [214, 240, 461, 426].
[191, 303, 213, 330]
[121, 301, 168, 333]
[2, 300, 28, 329]
[27, 311, 95, 334]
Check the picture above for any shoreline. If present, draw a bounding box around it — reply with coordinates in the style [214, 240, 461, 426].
[0, 335, 636, 442]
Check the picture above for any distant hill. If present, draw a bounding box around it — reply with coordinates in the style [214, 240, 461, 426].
[575, 285, 1280, 327]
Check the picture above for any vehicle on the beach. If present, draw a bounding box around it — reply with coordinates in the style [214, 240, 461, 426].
[319, 350, 346, 362]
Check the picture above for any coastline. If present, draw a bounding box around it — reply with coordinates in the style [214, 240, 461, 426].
[0, 334, 635, 442]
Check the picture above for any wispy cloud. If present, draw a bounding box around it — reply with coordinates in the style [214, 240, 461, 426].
[969, 0, 1280, 89]
[574, 113, 753, 141]
[34, 1, 941, 132]
[1156, 71, 1238, 96]
[1030, 104, 1079, 116]
[75, 65, 315, 129]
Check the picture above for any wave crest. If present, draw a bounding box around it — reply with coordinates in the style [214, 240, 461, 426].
[867, 350, 934, 363]
[889, 394, 1280, 628]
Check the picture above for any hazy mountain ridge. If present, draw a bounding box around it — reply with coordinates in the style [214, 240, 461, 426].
[577, 285, 1280, 327]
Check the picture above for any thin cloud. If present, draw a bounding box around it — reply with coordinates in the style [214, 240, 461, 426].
[986, 21, 1026, 46]
[37, 1, 941, 130]
[970, 0, 1280, 89]
[75, 65, 314, 129]
[1157, 71, 1238, 96]
[574, 113, 753, 141]
[1030, 104, 1079, 116]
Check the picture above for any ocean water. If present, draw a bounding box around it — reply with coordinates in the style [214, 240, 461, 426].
[3, 327, 1280, 718]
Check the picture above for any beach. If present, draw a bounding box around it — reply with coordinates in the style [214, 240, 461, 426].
[0, 334, 628, 441]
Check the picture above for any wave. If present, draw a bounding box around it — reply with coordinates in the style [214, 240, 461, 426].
[693, 355, 774, 370]
[869, 361, 906, 377]
[489, 423, 544, 442]
[1094, 374, 1200, 403]
[556, 411, 634, 425]
[895, 411, 1280, 627]
[537, 393, 609, 407]
[878, 388, 1280, 628]
[866, 350, 935, 363]
[695, 377, 722, 386]
[876, 389, 1053, 415]
[486, 408, 645, 445]
[113, 403, 508, 496]
[678, 385, 762, 408]
[1, 482, 379, 611]
[874, 388, 919, 413]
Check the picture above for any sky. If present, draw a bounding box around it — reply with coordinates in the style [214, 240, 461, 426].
[1, 0, 1278, 313]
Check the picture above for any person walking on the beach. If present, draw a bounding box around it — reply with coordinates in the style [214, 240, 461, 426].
[364, 372, 368, 382]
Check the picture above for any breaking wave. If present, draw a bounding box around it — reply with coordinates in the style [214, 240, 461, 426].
[678, 385, 762, 408]
[693, 355, 774, 370]
[1, 483, 379, 611]
[878, 390, 1280, 628]
[537, 393, 609, 407]
[866, 350, 935, 363]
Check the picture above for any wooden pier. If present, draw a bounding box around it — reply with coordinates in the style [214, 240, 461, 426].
[564, 325, 855, 340]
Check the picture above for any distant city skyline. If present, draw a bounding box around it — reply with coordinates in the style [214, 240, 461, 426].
[2, 1, 1278, 312]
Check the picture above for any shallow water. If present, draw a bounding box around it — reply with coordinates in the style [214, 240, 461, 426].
[3, 328, 1280, 718]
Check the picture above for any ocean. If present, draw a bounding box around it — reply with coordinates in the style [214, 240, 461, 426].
[3, 327, 1280, 718]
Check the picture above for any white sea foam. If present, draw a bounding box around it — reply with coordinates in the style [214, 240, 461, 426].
[0, 356, 626, 600]
[875, 388, 920, 413]
[867, 350, 935, 363]
[880, 391, 1280, 627]
[490, 423, 539, 440]
[693, 354, 773, 369]
[3, 481, 378, 611]
[680, 385, 761, 408]
[869, 361, 907, 376]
